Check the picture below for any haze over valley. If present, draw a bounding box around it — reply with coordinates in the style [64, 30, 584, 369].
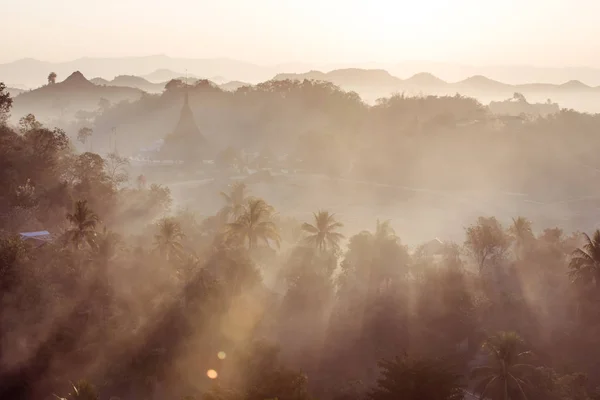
[4, 1, 600, 399]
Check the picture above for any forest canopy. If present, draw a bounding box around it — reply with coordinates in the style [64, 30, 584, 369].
[1, 80, 600, 400]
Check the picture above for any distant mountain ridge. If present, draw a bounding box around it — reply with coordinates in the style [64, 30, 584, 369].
[91, 75, 166, 93]
[273, 69, 600, 93]
[4, 55, 600, 87]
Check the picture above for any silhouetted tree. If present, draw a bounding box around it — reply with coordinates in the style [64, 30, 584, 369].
[154, 217, 184, 261]
[301, 210, 344, 252]
[219, 181, 249, 222]
[568, 230, 600, 290]
[77, 127, 93, 148]
[48, 72, 57, 85]
[104, 152, 129, 186]
[0, 82, 12, 124]
[464, 217, 510, 272]
[65, 200, 99, 249]
[226, 198, 280, 250]
[508, 217, 534, 260]
[471, 332, 535, 400]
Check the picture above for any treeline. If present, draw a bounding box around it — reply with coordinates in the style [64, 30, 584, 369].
[85, 78, 600, 201]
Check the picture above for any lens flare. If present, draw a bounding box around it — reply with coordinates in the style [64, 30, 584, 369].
[218, 351, 226, 360]
[207, 369, 218, 379]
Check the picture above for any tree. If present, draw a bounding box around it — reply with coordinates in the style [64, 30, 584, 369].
[513, 92, 527, 103]
[48, 72, 57, 85]
[508, 217, 534, 260]
[368, 355, 464, 400]
[373, 219, 395, 244]
[0, 82, 13, 125]
[242, 340, 309, 400]
[283, 245, 337, 313]
[154, 217, 185, 261]
[568, 230, 600, 289]
[0, 235, 27, 293]
[19, 113, 42, 133]
[464, 217, 510, 272]
[219, 181, 249, 222]
[471, 332, 535, 400]
[97, 97, 110, 113]
[104, 152, 130, 186]
[226, 198, 280, 250]
[68, 153, 114, 206]
[65, 200, 100, 250]
[301, 210, 344, 252]
[77, 127, 93, 149]
[164, 79, 185, 92]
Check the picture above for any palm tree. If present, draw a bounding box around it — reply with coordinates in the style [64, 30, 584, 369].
[471, 331, 535, 400]
[568, 230, 600, 288]
[226, 198, 280, 250]
[154, 217, 185, 261]
[65, 200, 99, 250]
[219, 181, 248, 222]
[508, 217, 533, 260]
[301, 210, 344, 252]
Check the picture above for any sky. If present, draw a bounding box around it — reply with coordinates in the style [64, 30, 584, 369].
[1, 0, 599, 67]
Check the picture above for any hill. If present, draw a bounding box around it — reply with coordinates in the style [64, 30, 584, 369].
[90, 77, 110, 85]
[403, 72, 447, 87]
[220, 81, 251, 91]
[274, 68, 402, 88]
[11, 71, 144, 122]
[92, 75, 166, 93]
[454, 75, 511, 91]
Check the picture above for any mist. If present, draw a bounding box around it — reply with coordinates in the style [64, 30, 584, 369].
[4, 15, 600, 398]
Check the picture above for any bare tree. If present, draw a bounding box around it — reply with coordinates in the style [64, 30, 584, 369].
[105, 152, 130, 186]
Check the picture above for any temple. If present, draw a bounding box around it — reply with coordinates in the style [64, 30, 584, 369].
[160, 89, 208, 162]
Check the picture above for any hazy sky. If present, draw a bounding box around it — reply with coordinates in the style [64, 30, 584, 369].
[1, 0, 598, 66]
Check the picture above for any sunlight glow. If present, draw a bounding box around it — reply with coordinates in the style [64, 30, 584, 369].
[207, 369, 218, 379]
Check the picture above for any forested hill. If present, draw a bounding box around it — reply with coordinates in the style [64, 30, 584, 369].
[11, 71, 143, 123]
[87, 79, 600, 202]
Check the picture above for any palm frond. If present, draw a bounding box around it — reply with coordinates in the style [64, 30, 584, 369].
[301, 223, 319, 233]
